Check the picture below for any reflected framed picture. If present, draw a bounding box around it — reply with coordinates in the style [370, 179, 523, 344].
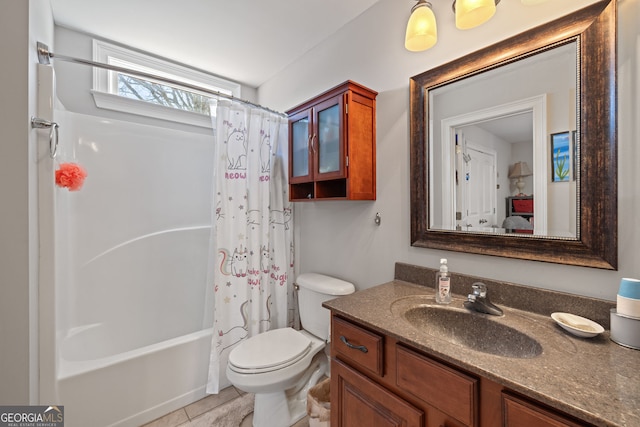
[551, 131, 571, 182]
[572, 130, 577, 181]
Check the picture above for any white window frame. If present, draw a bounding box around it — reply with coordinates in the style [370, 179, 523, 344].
[91, 40, 241, 127]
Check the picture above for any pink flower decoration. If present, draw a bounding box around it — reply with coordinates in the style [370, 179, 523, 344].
[55, 162, 87, 191]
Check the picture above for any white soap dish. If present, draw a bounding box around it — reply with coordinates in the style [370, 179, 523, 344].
[551, 312, 604, 338]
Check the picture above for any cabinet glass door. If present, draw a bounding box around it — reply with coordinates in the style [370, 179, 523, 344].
[290, 113, 311, 179]
[316, 102, 341, 176]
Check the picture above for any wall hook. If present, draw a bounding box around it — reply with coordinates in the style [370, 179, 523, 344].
[374, 212, 381, 226]
[31, 116, 59, 159]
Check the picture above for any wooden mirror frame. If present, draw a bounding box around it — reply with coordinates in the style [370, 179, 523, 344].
[410, 0, 617, 269]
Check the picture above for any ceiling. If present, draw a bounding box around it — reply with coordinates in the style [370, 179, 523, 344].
[49, 0, 383, 88]
[473, 113, 533, 145]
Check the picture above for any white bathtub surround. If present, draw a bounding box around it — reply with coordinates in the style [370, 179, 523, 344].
[43, 108, 216, 426]
[206, 99, 294, 394]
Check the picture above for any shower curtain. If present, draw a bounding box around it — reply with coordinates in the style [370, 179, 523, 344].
[206, 99, 294, 394]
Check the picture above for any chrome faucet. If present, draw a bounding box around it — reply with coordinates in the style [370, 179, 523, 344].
[463, 282, 503, 316]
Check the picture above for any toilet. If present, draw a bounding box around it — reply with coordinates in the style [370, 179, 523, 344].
[226, 273, 355, 427]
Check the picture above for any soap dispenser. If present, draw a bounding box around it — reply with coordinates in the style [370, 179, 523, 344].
[435, 258, 452, 304]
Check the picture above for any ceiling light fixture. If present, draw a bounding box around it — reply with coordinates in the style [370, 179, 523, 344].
[454, 0, 499, 30]
[405, 0, 438, 52]
[405, 0, 502, 52]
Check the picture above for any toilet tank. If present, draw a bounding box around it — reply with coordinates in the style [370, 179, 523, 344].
[296, 273, 355, 340]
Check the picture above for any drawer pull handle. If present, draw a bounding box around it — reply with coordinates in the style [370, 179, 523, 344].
[340, 336, 368, 353]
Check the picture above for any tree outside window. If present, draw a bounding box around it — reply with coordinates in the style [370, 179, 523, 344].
[118, 74, 211, 115]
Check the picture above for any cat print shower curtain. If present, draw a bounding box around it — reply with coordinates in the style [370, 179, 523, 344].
[206, 99, 294, 393]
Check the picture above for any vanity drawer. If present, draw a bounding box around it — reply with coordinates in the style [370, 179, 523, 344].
[396, 345, 478, 426]
[332, 316, 384, 376]
[503, 393, 589, 427]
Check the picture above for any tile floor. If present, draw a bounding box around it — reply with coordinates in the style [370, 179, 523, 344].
[240, 411, 310, 427]
[141, 386, 309, 427]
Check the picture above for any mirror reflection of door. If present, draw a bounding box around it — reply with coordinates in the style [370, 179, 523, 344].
[458, 140, 497, 230]
[439, 98, 549, 236]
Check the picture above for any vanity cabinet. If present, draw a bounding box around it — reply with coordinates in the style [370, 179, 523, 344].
[330, 314, 595, 427]
[286, 81, 377, 201]
[331, 315, 479, 427]
[333, 360, 424, 426]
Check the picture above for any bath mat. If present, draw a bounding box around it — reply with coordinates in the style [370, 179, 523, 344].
[190, 392, 254, 427]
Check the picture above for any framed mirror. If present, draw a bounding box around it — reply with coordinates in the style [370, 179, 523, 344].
[410, 0, 617, 269]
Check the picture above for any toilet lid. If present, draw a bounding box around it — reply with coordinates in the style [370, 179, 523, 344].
[228, 328, 312, 374]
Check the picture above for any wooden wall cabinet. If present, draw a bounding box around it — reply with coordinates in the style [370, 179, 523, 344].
[330, 314, 595, 427]
[286, 81, 377, 201]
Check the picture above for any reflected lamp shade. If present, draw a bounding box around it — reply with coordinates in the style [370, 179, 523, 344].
[405, 1, 437, 52]
[455, 0, 497, 30]
[509, 161, 533, 194]
[509, 161, 533, 179]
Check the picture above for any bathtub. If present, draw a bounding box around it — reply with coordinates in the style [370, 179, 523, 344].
[58, 327, 213, 427]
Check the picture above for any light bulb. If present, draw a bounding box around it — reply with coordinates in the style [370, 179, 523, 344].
[405, 1, 438, 52]
[455, 0, 497, 30]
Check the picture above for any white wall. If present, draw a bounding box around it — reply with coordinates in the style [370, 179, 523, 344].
[258, 0, 640, 301]
[0, 0, 30, 404]
[0, 0, 54, 403]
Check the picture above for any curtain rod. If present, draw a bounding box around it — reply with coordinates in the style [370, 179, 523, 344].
[36, 42, 287, 118]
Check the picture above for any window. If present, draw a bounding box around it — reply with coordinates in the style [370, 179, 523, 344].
[92, 40, 241, 127]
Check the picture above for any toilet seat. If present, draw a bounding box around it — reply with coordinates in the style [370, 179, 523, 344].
[228, 328, 312, 374]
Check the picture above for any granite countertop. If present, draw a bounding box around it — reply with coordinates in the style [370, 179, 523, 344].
[324, 278, 640, 427]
